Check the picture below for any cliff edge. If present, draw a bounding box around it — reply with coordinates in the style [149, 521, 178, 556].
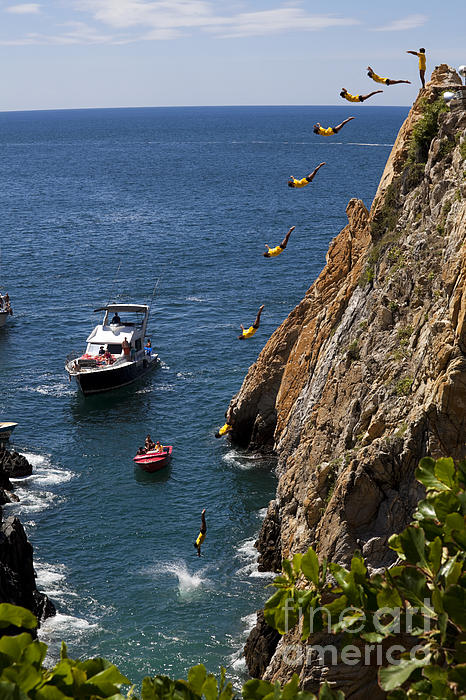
[225, 66, 466, 695]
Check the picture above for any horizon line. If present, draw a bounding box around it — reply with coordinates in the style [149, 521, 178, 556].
[0, 103, 412, 115]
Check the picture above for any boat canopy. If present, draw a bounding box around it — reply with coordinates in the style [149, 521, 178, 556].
[94, 304, 148, 314]
[86, 327, 136, 344]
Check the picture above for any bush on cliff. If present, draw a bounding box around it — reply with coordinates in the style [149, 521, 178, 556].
[264, 456, 466, 698]
[0, 607, 341, 698]
[2, 455, 465, 698]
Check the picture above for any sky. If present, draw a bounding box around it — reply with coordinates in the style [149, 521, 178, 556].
[1, 0, 465, 111]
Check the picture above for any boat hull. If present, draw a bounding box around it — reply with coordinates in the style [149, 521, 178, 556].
[134, 447, 172, 473]
[0, 422, 18, 441]
[69, 356, 157, 395]
[0, 312, 9, 328]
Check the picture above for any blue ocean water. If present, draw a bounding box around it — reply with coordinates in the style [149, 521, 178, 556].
[0, 105, 407, 684]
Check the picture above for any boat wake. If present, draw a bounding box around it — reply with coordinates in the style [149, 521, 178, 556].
[21, 382, 74, 398]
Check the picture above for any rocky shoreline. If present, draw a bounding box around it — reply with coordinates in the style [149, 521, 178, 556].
[234, 65, 466, 692]
[0, 446, 56, 630]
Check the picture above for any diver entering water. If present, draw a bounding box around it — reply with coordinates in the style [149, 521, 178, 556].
[194, 509, 207, 557]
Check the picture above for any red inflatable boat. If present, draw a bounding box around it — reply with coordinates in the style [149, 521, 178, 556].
[133, 446, 173, 472]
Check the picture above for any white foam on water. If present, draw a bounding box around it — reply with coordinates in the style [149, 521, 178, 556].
[222, 450, 253, 471]
[20, 452, 49, 469]
[145, 561, 209, 599]
[186, 296, 206, 302]
[34, 561, 78, 601]
[4, 487, 59, 513]
[12, 452, 74, 487]
[257, 507, 268, 519]
[22, 382, 74, 397]
[38, 613, 99, 648]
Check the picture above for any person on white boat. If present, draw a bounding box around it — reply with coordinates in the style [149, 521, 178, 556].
[122, 337, 130, 358]
[110, 312, 121, 324]
[98, 346, 105, 356]
[144, 339, 153, 356]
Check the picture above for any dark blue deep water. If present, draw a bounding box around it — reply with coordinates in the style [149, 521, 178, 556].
[0, 105, 407, 685]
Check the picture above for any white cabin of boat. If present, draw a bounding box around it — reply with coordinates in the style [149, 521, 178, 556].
[68, 304, 153, 374]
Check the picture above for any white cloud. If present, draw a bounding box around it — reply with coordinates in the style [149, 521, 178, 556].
[373, 14, 427, 32]
[4, 3, 41, 13]
[210, 9, 360, 39]
[75, 1, 359, 39]
[1, 0, 360, 44]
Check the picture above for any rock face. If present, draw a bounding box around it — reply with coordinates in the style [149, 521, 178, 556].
[0, 450, 55, 627]
[230, 66, 466, 692]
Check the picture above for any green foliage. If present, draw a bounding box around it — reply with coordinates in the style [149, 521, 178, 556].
[370, 179, 401, 239]
[2, 455, 466, 699]
[407, 97, 449, 164]
[395, 377, 413, 396]
[263, 456, 466, 698]
[460, 141, 466, 161]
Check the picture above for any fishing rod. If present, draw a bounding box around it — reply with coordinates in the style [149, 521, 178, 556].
[105, 261, 122, 307]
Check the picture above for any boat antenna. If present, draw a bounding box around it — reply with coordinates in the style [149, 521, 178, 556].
[148, 277, 161, 316]
[106, 262, 122, 306]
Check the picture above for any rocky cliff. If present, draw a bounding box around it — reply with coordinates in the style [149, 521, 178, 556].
[0, 448, 55, 629]
[226, 66, 466, 695]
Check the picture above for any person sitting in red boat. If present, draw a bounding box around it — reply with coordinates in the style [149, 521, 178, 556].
[154, 441, 163, 453]
[136, 446, 146, 455]
[145, 434, 155, 452]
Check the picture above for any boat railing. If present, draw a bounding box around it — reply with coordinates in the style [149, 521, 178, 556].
[66, 351, 81, 364]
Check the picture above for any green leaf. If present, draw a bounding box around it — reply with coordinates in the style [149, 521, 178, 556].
[281, 674, 299, 699]
[301, 549, 319, 586]
[379, 656, 430, 691]
[0, 681, 29, 700]
[35, 687, 68, 700]
[188, 664, 207, 694]
[202, 674, 218, 700]
[414, 499, 437, 521]
[444, 585, 466, 628]
[84, 663, 130, 695]
[434, 457, 456, 489]
[242, 678, 275, 699]
[0, 633, 33, 662]
[428, 537, 442, 575]
[397, 527, 428, 568]
[416, 458, 449, 492]
[449, 662, 466, 686]
[282, 559, 293, 581]
[423, 665, 447, 683]
[434, 493, 462, 523]
[292, 553, 303, 575]
[0, 604, 37, 631]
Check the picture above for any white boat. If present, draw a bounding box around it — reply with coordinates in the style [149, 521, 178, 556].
[65, 304, 158, 395]
[0, 421, 18, 441]
[0, 292, 13, 328]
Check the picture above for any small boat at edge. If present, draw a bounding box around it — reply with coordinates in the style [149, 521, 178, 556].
[0, 422, 18, 442]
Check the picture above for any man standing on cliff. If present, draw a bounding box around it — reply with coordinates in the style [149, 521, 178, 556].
[406, 48, 426, 88]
